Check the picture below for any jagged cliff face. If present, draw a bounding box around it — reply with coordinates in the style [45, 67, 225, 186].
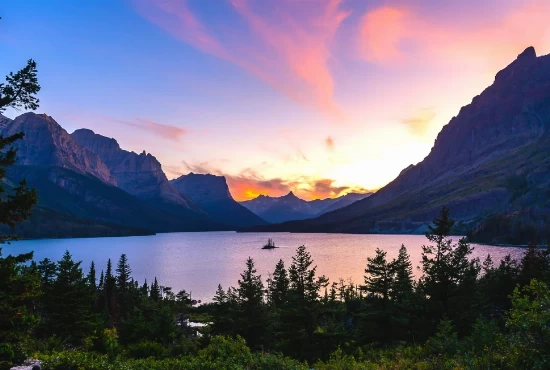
[72, 129, 192, 207]
[171, 173, 232, 204]
[254, 47, 550, 234]
[2, 113, 116, 185]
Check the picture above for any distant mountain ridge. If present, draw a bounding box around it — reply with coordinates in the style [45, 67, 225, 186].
[247, 46, 550, 244]
[170, 173, 268, 228]
[240, 191, 371, 223]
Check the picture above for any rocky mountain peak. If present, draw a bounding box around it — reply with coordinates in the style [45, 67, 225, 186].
[72, 129, 192, 207]
[170, 173, 232, 204]
[3, 112, 116, 185]
[283, 191, 297, 198]
[518, 46, 536, 60]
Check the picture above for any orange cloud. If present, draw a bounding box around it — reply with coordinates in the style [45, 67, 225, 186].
[325, 136, 335, 151]
[132, 0, 348, 119]
[358, 1, 550, 69]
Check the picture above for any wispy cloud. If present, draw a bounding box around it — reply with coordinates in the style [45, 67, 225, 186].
[325, 136, 335, 151]
[401, 109, 436, 137]
[117, 118, 186, 141]
[132, 0, 349, 119]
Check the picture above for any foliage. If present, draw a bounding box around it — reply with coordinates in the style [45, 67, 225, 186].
[3, 207, 550, 369]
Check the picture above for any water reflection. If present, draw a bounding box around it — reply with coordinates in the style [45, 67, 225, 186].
[4, 232, 525, 302]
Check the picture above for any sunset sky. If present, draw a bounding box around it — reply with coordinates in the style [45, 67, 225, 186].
[1, 0, 550, 201]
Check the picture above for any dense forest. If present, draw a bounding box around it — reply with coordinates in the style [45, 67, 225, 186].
[2, 208, 550, 369]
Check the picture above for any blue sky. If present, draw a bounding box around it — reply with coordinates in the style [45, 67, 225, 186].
[2, 0, 549, 200]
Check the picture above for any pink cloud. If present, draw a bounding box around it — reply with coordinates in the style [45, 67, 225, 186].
[116, 118, 187, 141]
[132, 0, 349, 119]
[358, 1, 550, 70]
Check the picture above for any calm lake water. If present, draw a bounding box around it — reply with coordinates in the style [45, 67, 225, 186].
[3, 232, 525, 302]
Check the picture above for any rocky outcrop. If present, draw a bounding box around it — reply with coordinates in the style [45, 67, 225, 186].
[72, 129, 193, 207]
[2, 113, 116, 185]
[250, 47, 550, 238]
[171, 173, 268, 228]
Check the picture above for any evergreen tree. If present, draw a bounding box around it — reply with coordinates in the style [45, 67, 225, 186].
[116, 254, 132, 294]
[98, 270, 105, 290]
[0, 250, 41, 369]
[419, 207, 480, 332]
[0, 59, 40, 112]
[103, 259, 118, 327]
[88, 261, 97, 292]
[289, 245, 327, 304]
[45, 251, 97, 344]
[150, 277, 161, 302]
[37, 258, 56, 288]
[140, 279, 148, 297]
[267, 259, 289, 307]
[237, 257, 266, 348]
[519, 242, 547, 285]
[365, 248, 393, 302]
[213, 284, 226, 304]
[390, 244, 414, 301]
[0, 59, 40, 244]
[116, 254, 133, 318]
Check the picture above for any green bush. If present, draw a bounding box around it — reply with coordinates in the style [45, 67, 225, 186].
[126, 341, 167, 359]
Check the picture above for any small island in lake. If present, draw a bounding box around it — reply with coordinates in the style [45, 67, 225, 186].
[262, 238, 277, 249]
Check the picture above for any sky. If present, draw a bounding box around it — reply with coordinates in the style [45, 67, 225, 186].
[1, 0, 550, 201]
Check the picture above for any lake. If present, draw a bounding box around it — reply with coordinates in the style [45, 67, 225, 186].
[3, 232, 525, 302]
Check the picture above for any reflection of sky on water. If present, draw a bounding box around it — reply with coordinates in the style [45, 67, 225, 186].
[3, 232, 525, 302]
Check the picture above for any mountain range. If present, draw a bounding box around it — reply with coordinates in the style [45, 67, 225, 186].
[240, 191, 371, 223]
[0, 113, 365, 238]
[247, 47, 550, 245]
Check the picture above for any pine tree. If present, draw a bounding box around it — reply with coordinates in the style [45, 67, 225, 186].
[0, 250, 41, 368]
[98, 270, 105, 290]
[0, 59, 40, 243]
[237, 257, 266, 348]
[390, 245, 414, 301]
[88, 261, 97, 292]
[45, 251, 97, 344]
[519, 242, 547, 285]
[267, 259, 289, 307]
[0, 59, 40, 112]
[419, 207, 480, 331]
[213, 284, 227, 304]
[116, 254, 132, 294]
[103, 259, 118, 327]
[365, 248, 393, 302]
[116, 254, 133, 317]
[150, 277, 161, 301]
[289, 245, 327, 304]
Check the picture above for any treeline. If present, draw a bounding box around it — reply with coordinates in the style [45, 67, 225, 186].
[1, 208, 550, 369]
